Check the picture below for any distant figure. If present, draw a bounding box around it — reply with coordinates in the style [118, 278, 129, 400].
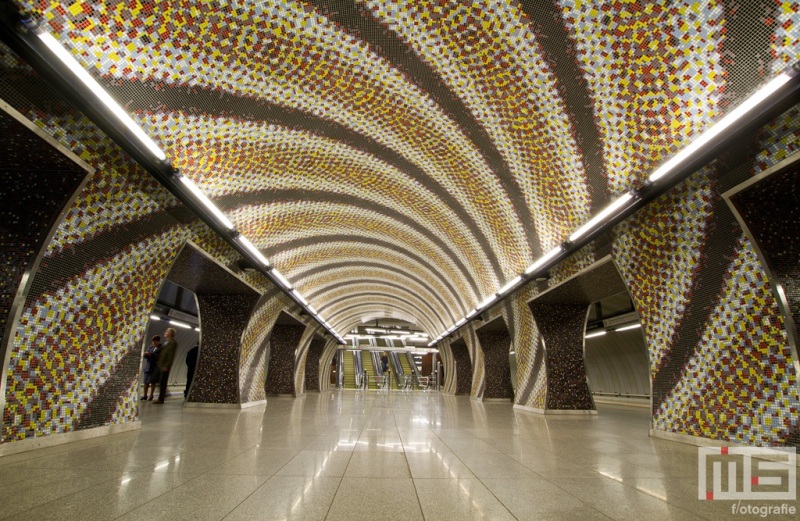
[153, 327, 177, 404]
[381, 354, 389, 373]
[184, 344, 199, 399]
[142, 335, 161, 401]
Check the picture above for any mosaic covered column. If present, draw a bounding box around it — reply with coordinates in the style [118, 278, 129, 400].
[0, 109, 88, 351]
[450, 337, 473, 396]
[529, 302, 595, 411]
[474, 325, 513, 400]
[304, 335, 326, 392]
[188, 294, 259, 404]
[730, 163, 800, 354]
[265, 323, 306, 396]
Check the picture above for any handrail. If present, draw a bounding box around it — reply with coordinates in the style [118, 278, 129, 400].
[592, 391, 650, 398]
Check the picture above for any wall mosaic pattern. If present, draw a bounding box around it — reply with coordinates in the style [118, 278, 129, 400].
[474, 324, 514, 400]
[304, 336, 327, 392]
[529, 303, 595, 411]
[188, 294, 259, 404]
[0, 109, 88, 352]
[264, 321, 306, 396]
[0, 0, 798, 449]
[449, 337, 473, 397]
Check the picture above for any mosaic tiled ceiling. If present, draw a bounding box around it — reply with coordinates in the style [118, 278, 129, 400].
[14, 0, 799, 337]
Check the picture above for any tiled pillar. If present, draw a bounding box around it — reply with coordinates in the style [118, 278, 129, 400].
[529, 302, 595, 411]
[265, 323, 306, 395]
[0, 109, 88, 372]
[474, 327, 513, 400]
[304, 336, 327, 392]
[450, 338, 473, 396]
[188, 294, 259, 404]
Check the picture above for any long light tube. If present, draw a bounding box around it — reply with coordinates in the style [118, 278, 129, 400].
[270, 268, 292, 289]
[30, 32, 351, 345]
[236, 235, 270, 266]
[169, 319, 193, 329]
[569, 193, 634, 242]
[36, 32, 167, 161]
[477, 294, 497, 309]
[177, 175, 235, 230]
[585, 330, 607, 339]
[648, 71, 794, 183]
[307, 306, 318, 316]
[524, 246, 564, 275]
[615, 323, 642, 332]
[291, 289, 308, 306]
[497, 275, 523, 295]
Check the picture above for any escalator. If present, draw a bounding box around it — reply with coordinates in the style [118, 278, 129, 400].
[342, 350, 357, 389]
[397, 352, 414, 382]
[363, 351, 379, 389]
[388, 352, 404, 389]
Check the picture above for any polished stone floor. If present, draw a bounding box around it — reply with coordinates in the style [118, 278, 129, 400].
[0, 391, 797, 520]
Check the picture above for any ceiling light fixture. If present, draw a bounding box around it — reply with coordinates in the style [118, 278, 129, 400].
[235, 235, 270, 266]
[585, 330, 607, 339]
[269, 268, 292, 289]
[477, 295, 497, 310]
[524, 246, 563, 275]
[648, 70, 795, 183]
[614, 323, 642, 332]
[34, 31, 167, 162]
[569, 193, 635, 243]
[291, 289, 308, 306]
[176, 174, 235, 230]
[168, 319, 193, 329]
[497, 275, 523, 295]
[4, 26, 356, 348]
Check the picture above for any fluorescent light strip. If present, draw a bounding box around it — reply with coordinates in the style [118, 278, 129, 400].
[149, 315, 160, 321]
[169, 319, 193, 329]
[177, 176, 235, 230]
[477, 295, 497, 309]
[37, 32, 167, 162]
[291, 289, 308, 306]
[585, 330, 607, 339]
[37, 34, 351, 346]
[649, 71, 794, 183]
[236, 235, 270, 266]
[615, 323, 642, 332]
[497, 275, 523, 295]
[270, 269, 292, 289]
[454, 318, 466, 327]
[307, 306, 318, 316]
[569, 193, 634, 242]
[524, 246, 564, 275]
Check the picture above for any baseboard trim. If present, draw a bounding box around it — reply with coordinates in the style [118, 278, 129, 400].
[513, 404, 598, 416]
[0, 421, 140, 457]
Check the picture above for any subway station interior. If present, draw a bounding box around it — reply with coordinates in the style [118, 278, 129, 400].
[1, 1, 799, 519]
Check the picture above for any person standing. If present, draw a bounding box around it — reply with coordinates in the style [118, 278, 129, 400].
[141, 335, 161, 401]
[153, 327, 177, 404]
[184, 344, 199, 399]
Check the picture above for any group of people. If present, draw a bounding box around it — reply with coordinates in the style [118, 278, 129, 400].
[142, 327, 199, 403]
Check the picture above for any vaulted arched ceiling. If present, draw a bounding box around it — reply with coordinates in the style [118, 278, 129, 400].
[17, 0, 797, 338]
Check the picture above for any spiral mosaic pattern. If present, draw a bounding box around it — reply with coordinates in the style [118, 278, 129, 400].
[1, 1, 799, 448]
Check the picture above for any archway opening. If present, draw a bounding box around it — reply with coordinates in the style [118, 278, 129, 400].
[583, 292, 649, 407]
